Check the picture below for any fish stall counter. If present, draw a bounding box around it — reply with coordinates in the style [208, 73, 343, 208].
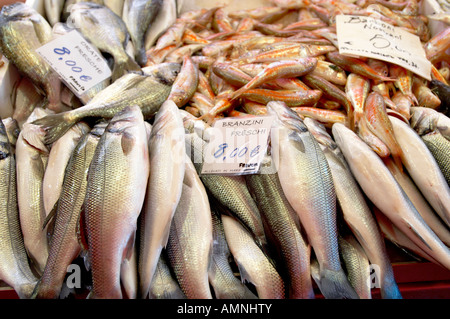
[0, 0, 450, 300]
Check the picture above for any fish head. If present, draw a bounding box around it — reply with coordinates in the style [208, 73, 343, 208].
[266, 101, 307, 133]
[142, 63, 181, 86]
[0, 2, 36, 22]
[106, 105, 144, 136]
[303, 117, 337, 150]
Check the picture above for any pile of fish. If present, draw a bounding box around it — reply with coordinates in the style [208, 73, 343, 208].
[0, 0, 449, 300]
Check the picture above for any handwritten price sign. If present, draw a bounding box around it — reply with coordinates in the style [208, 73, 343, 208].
[201, 116, 274, 175]
[36, 30, 112, 97]
[336, 15, 431, 80]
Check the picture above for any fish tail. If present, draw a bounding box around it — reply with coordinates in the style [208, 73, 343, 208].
[32, 112, 77, 145]
[112, 55, 143, 81]
[17, 281, 39, 299]
[319, 268, 360, 299]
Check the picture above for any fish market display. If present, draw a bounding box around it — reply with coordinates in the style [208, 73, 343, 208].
[0, 0, 449, 300]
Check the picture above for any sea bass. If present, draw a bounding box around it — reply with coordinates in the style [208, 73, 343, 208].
[83, 105, 150, 298]
[304, 118, 401, 299]
[208, 211, 258, 299]
[267, 101, 358, 299]
[332, 123, 450, 270]
[0, 118, 39, 299]
[139, 100, 186, 299]
[33, 68, 179, 145]
[32, 122, 107, 299]
[166, 156, 213, 299]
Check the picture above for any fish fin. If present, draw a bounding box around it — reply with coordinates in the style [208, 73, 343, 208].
[319, 268, 360, 299]
[123, 231, 136, 262]
[32, 113, 76, 145]
[402, 218, 433, 251]
[17, 281, 39, 299]
[310, 258, 321, 290]
[42, 200, 58, 231]
[121, 131, 136, 156]
[20, 123, 49, 153]
[234, 260, 255, 286]
[112, 56, 143, 82]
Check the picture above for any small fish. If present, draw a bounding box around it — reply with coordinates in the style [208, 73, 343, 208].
[231, 57, 318, 100]
[412, 76, 441, 110]
[167, 55, 199, 107]
[345, 73, 371, 130]
[44, 0, 64, 26]
[389, 64, 418, 105]
[238, 88, 323, 107]
[424, 27, 450, 65]
[327, 52, 396, 83]
[310, 60, 347, 86]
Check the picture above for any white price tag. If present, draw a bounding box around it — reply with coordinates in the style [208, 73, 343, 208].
[36, 30, 112, 97]
[201, 116, 274, 175]
[336, 15, 432, 80]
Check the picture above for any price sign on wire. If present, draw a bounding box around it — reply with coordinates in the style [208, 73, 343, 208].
[36, 29, 112, 97]
[336, 15, 432, 80]
[201, 116, 275, 176]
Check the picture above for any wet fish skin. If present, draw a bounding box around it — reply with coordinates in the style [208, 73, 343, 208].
[84, 105, 150, 299]
[338, 235, 371, 299]
[42, 122, 90, 218]
[44, 0, 64, 26]
[222, 214, 285, 299]
[144, 0, 177, 50]
[245, 170, 315, 299]
[238, 88, 323, 107]
[32, 122, 107, 299]
[16, 116, 50, 275]
[0, 3, 62, 112]
[332, 122, 450, 270]
[182, 121, 267, 253]
[149, 251, 186, 299]
[123, 0, 163, 66]
[68, 2, 142, 81]
[166, 156, 213, 299]
[305, 117, 401, 299]
[139, 100, 186, 299]
[0, 118, 39, 299]
[167, 55, 199, 108]
[267, 101, 359, 299]
[33, 70, 178, 145]
[389, 115, 450, 229]
[208, 211, 258, 299]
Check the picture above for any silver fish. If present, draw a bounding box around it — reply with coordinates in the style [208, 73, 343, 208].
[389, 115, 450, 228]
[267, 101, 359, 299]
[245, 164, 315, 299]
[16, 110, 51, 275]
[0, 117, 39, 299]
[83, 105, 150, 299]
[33, 69, 179, 145]
[144, 0, 177, 50]
[68, 2, 142, 81]
[139, 100, 186, 299]
[149, 251, 186, 299]
[222, 214, 285, 299]
[304, 117, 401, 299]
[31, 122, 107, 299]
[208, 211, 258, 299]
[42, 122, 90, 217]
[0, 3, 62, 112]
[44, 0, 65, 26]
[122, 0, 163, 66]
[332, 122, 450, 270]
[338, 235, 372, 299]
[166, 156, 213, 299]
